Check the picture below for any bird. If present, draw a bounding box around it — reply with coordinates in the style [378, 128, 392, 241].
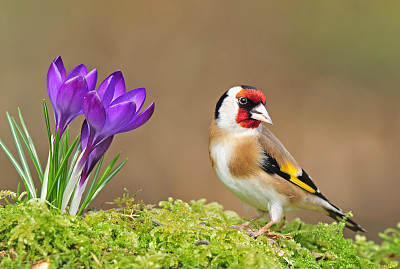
[208, 85, 365, 237]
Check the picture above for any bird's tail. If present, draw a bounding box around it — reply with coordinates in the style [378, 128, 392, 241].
[325, 204, 366, 232]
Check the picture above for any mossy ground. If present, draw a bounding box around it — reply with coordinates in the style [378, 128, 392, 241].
[0, 190, 399, 268]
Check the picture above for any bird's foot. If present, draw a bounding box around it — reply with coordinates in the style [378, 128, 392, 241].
[232, 219, 291, 241]
[230, 221, 251, 231]
[232, 219, 293, 264]
[247, 228, 292, 241]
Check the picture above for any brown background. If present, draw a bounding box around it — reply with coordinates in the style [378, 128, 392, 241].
[0, 1, 399, 241]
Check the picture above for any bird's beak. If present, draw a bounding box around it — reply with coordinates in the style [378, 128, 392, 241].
[251, 103, 273, 125]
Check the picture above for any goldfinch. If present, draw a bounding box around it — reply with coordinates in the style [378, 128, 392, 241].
[208, 85, 365, 237]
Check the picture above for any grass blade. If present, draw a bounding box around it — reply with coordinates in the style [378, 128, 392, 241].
[67, 141, 81, 181]
[61, 150, 85, 213]
[49, 134, 80, 197]
[48, 129, 60, 201]
[6, 112, 36, 198]
[18, 108, 43, 177]
[43, 100, 52, 151]
[96, 159, 127, 191]
[91, 153, 121, 193]
[56, 128, 70, 207]
[11, 117, 44, 183]
[40, 150, 51, 199]
[81, 155, 104, 207]
[0, 138, 30, 194]
[78, 156, 127, 216]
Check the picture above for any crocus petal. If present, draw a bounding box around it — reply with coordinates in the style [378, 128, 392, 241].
[56, 76, 88, 134]
[113, 71, 126, 100]
[80, 120, 89, 151]
[56, 76, 88, 115]
[97, 73, 116, 108]
[66, 64, 88, 81]
[53, 56, 66, 81]
[117, 102, 155, 133]
[83, 91, 106, 132]
[47, 56, 66, 108]
[110, 87, 146, 113]
[101, 101, 136, 137]
[80, 135, 114, 183]
[85, 69, 97, 92]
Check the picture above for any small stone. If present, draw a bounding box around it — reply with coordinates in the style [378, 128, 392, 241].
[194, 239, 210, 246]
[152, 220, 163, 227]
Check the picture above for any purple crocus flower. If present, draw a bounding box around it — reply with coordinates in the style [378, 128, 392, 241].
[80, 71, 154, 180]
[65, 71, 155, 215]
[47, 56, 97, 137]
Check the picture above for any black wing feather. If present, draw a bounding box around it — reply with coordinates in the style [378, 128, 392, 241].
[260, 148, 364, 231]
[260, 149, 329, 201]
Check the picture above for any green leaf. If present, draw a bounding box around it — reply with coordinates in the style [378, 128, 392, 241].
[96, 159, 127, 191]
[49, 134, 80, 200]
[43, 99, 52, 152]
[18, 108, 43, 178]
[47, 129, 60, 201]
[0, 139, 27, 186]
[40, 151, 51, 200]
[10, 116, 44, 183]
[93, 153, 121, 191]
[67, 138, 81, 180]
[78, 156, 127, 216]
[61, 150, 85, 213]
[6, 112, 36, 198]
[56, 128, 71, 207]
[81, 155, 104, 208]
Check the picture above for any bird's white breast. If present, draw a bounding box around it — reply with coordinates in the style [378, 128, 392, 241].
[210, 138, 289, 215]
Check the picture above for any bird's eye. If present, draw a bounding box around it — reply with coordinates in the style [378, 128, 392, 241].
[238, 97, 248, 105]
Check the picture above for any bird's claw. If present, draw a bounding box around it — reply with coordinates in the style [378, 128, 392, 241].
[243, 227, 292, 241]
[230, 224, 246, 232]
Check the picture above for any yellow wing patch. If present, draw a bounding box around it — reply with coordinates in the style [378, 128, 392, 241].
[281, 163, 300, 177]
[289, 177, 316, 193]
[281, 163, 316, 194]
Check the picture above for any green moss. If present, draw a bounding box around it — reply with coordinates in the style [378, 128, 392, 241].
[0, 191, 398, 268]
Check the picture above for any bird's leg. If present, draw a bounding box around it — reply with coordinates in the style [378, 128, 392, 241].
[231, 215, 260, 231]
[276, 216, 286, 231]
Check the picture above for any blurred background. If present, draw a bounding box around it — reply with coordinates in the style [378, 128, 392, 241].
[0, 1, 399, 241]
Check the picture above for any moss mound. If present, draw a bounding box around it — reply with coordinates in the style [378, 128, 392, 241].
[0, 192, 399, 268]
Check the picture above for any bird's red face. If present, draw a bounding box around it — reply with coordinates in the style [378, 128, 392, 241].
[235, 87, 271, 129]
[214, 85, 273, 132]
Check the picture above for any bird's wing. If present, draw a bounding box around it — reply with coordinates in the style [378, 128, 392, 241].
[258, 125, 327, 200]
